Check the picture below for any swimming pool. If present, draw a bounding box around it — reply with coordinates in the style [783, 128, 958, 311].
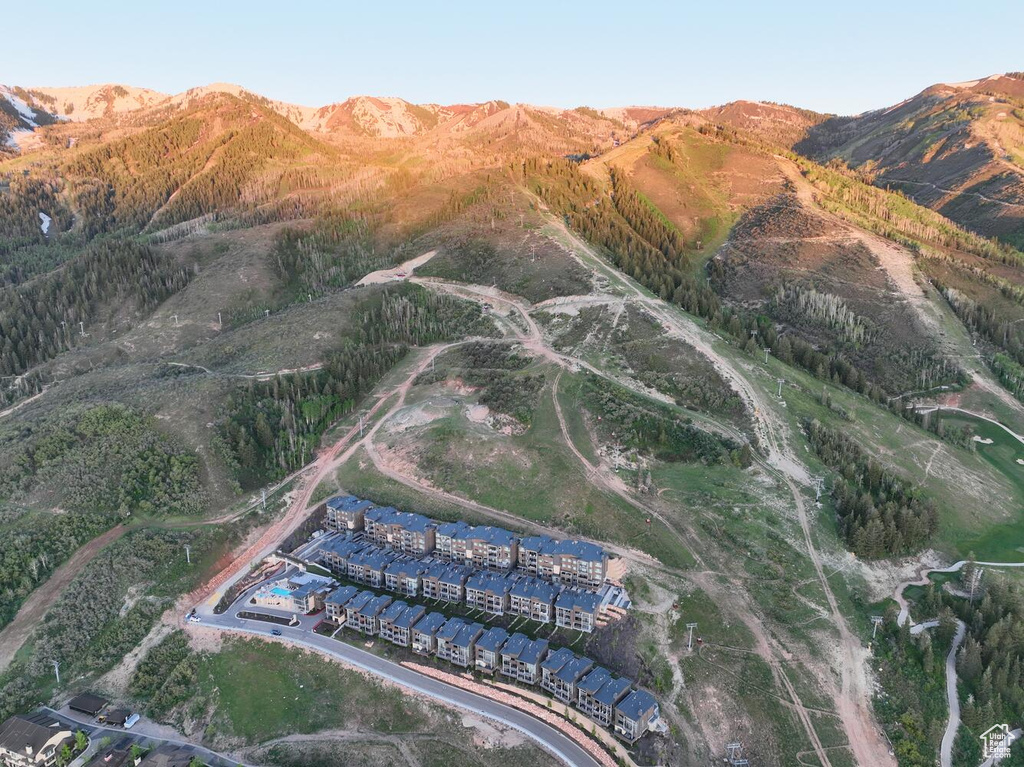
[270, 587, 291, 597]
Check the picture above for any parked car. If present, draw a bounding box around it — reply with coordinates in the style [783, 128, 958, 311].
[271, 628, 282, 636]
[124, 713, 140, 729]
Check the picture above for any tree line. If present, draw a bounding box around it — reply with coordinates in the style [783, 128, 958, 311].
[805, 419, 937, 557]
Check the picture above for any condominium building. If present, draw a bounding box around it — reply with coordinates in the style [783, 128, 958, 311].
[508, 577, 559, 623]
[499, 633, 549, 685]
[554, 589, 603, 633]
[576, 667, 632, 727]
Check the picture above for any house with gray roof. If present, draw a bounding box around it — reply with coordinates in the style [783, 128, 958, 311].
[435, 617, 470, 663]
[0, 713, 73, 767]
[434, 520, 473, 561]
[325, 585, 360, 624]
[473, 626, 509, 673]
[390, 603, 427, 647]
[465, 571, 516, 615]
[500, 633, 549, 685]
[324, 495, 374, 533]
[422, 563, 472, 602]
[377, 599, 411, 644]
[411, 611, 448, 655]
[576, 667, 632, 726]
[364, 507, 436, 555]
[319, 538, 367, 575]
[541, 648, 593, 704]
[449, 621, 485, 667]
[509, 577, 559, 623]
[614, 689, 661, 743]
[351, 592, 392, 635]
[347, 547, 398, 588]
[384, 559, 427, 597]
[554, 588, 603, 633]
[447, 525, 519, 570]
[517, 536, 607, 589]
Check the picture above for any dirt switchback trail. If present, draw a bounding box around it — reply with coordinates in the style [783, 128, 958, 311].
[0, 524, 128, 672]
[542, 202, 895, 767]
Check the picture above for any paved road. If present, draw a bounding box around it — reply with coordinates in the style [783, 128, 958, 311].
[193, 608, 601, 767]
[940, 620, 967, 767]
[42, 706, 253, 767]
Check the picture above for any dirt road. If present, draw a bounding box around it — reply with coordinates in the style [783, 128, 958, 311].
[0, 524, 128, 672]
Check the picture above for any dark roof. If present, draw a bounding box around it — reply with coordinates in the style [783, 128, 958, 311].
[0, 713, 71, 757]
[349, 548, 398, 571]
[458, 525, 517, 547]
[326, 585, 359, 606]
[555, 589, 602, 613]
[381, 600, 409, 623]
[344, 590, 376, 613]
[85, 748, 133, 767]
[366, 507, 435, 533]
[436, 520, 473, 538]
[476, 626, 509, 653]
[540, 646, 575, 673]
[437, 617, 468, 642]
[385, 559, 427, 579]
[438, 564, 472, 586]
[616, 689, 658, 720]
[326, 495, 374, 513]
[594, 676, 632, 706]
[321, 538, 366, 558]
[394, 604, 427, 630]
[69, 692, 108, 715]
[138, 744, 194, 767]
[577, 666, 612, 694]
[362, 593, 393, 617]
[412, 612, 447, 636]
[466, 571, 515, 594]
[452, 622, 485, 649]
[555, 655, 593, 684]
[103, 709, 131, 726]
[510, 577, 559, 603]
[519, 535, 604, 561]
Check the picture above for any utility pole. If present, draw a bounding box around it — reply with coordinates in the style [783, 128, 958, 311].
[813, 476, 825, 501]
[726, 742, 749, 766]
[764, 347, 770, 364]
[871, 615, 884, 640]
[218, 312, 222, 329]
[264, 309, 270, 318]
[686, 622, 698, 652]
[173, 314, 179, 327]
[261, 489, 267, 511]
[51, 660, 61, 685]
[184, 544, 191, 565]
[359, 415, 364, 437]
[79, 321, 85, 337]
[777, 378, 784, 398]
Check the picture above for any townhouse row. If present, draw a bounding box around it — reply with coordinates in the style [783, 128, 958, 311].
[324, 495, 607, 589]
[318, 536, 605, 632]
[324, 587, 661, 743]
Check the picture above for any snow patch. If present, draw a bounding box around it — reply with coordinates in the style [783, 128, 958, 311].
[1, 87, 39, 127]
[38, 211, 51, 236]
[4, 128, 32, 150]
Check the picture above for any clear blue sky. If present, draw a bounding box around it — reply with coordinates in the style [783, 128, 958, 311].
[6, 0, 1022, 115]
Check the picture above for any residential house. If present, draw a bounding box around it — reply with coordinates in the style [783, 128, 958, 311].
[347, 548, 398, 588]
[325, 585, 359, 625]
[613, 690, 661, 743]
[0, 713, 73, 767]
[421, 563, 472, 602]
[447, 525, 518, 570]
[319, 538, 367, 575]
[435, 617, 470, 663]
[500, 633, 549, 685]
[391, 604, 426, 647]
[378, 600, 411, 644]
[576, 667, 632, 727]
[364, 507, 436, 555]
[517, 536, 607, 589]
[541, 648, 593, 704]
[465, 571, 516, 616]
[290, 579, 333, 614]
[410, 611, 448, 655]
[508, 577, 559, 623]
[473, 626, 509, 673]
[434, 520, 473, 561]
[554, 589, 602, 633]
[383, 559, 427, 597]
[449, 621, 485, 667]
[324, 495, 374, 533]
[348, 591, 392, 635]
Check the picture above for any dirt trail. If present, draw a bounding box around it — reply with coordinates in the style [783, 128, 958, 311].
[0, 387, 50, 420]
[539, 198, 894, 767]
[0, 524, 128, 672]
